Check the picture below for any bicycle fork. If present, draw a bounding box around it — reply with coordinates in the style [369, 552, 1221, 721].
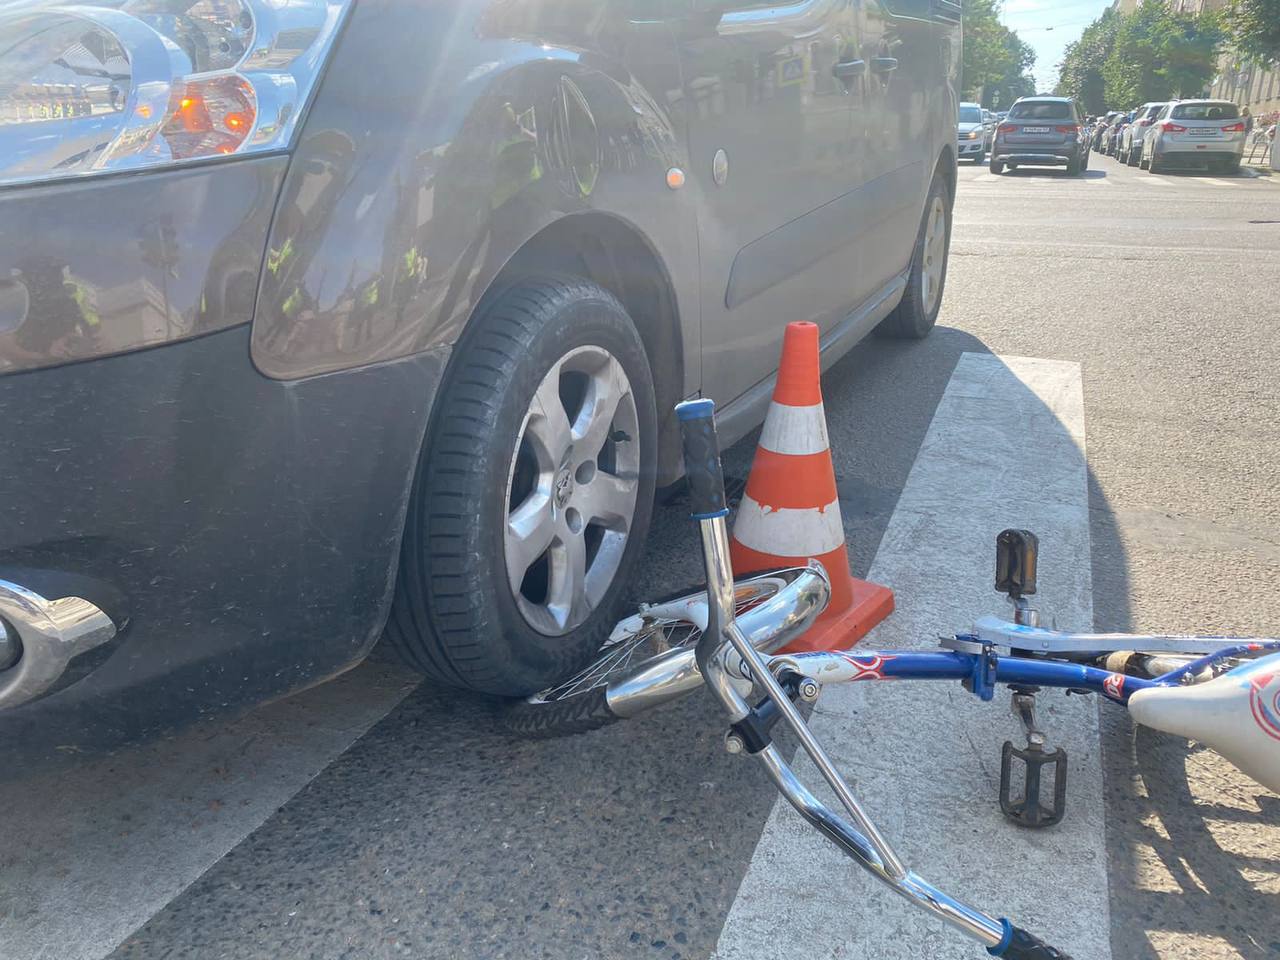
[674, 399, 1070, 960]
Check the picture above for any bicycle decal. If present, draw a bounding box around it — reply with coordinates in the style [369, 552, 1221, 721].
[1102, 673, 1125, 701]
[1249, 671, 1280, 742]
[838, 652, 897, 681]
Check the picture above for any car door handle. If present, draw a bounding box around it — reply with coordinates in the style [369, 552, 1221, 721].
[832, 59, 866, 78]
[871, 57, 898, 73]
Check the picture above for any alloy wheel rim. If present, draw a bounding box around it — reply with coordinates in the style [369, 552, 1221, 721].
[504, 345, 640, 636]
[921, 196, 947, 314]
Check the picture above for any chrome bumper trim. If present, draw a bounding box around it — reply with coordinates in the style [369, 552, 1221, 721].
[0, 579, 117, 711]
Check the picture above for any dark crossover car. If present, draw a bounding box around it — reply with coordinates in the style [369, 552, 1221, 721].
[0, 0, 962, 755]
[990, 96, 1090, 175]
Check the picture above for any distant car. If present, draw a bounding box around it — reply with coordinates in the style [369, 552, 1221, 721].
[1102, 113, 1131, 156]
[990, 96, 1090, 175]
[958, 102, 988, 164]
[1141, 100, 1248, 174]
[981, 110, 996, 149]
[1120, 102, 1169, 165]
[1092, 112, 1119, 150]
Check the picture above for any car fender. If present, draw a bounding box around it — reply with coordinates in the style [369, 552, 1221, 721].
[251, 0, 698, 385]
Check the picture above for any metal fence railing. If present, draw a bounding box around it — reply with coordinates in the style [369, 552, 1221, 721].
[1247, 127, 1274, 166]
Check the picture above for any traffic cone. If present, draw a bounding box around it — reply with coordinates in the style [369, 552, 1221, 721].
[730, 321, 894, 653]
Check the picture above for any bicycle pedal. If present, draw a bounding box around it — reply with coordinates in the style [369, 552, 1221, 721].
[999, 740, 1067, 829]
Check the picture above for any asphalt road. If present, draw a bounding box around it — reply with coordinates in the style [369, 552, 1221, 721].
[3, 153, 1279, 960]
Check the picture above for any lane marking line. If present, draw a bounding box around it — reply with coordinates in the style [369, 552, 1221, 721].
[714, 353, 1110, 960]
[1135, 176, 1172, 186]
[1200, 177, 1237, 188]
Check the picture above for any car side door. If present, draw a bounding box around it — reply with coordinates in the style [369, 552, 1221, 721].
[857, 0, 952, 299]
[671, 0, 861, 406]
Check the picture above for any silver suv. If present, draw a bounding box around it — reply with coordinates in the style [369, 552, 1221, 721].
[1141, 100, 1247, 174]
[991, 97, 1089, 175]
[1120, 102, 1168, 166]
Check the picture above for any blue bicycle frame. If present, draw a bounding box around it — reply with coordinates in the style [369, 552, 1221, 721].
[779, 641, 1280, 704]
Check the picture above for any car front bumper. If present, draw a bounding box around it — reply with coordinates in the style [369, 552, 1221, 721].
[958, 139, 985, 155]
[0, 326, 446, 760]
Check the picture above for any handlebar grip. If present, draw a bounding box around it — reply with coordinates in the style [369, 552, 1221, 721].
[675, 399, 729, 520]
[988, 921, 1074, 960]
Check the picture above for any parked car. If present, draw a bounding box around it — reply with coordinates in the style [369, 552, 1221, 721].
[1120, 102, 1169, 166]
[1092, 112, 1120, 151]
[1103, 113, 1131, 156]
[1141, 100, 1248, 174]
[990, 96, 1090, 175]
[0, 0, 965, 756]
[958, 102, 988, 163]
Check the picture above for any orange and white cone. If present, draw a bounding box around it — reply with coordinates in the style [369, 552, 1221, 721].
[730, 321, 894, 653]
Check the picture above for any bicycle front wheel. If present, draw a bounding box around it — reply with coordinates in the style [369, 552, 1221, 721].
[504, 567, 824, 739]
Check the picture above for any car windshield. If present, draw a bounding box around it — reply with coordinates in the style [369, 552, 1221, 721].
[1170, 102, 1239, 120]
[959, 106, 983, 123]
[1009, 101, 1072, 120]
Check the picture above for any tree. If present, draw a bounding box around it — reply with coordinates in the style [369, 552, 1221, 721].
[1057, 9, 1123, 113]
[962, 0, 1036, 104]
[1057, 0, 1222, 110]
[989, 33, 1037, 108]
[1103, 1, 1222, 106]
[1225, 0, 1280, 68]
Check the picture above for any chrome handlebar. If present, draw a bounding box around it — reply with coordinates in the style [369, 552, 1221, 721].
[674, 399, 1008, 951]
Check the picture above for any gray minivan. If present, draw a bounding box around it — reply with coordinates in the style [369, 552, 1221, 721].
[0, 0, 963, 755]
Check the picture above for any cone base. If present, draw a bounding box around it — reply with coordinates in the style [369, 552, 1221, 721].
[779, 576, 894, 653]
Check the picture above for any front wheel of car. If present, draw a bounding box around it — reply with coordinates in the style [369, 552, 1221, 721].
[990, 158, 1004, 175]
[385, 277, 658, 696]
[875, 173, 951, 339]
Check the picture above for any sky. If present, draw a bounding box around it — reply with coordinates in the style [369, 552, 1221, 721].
[1000, 0, 1117, 96]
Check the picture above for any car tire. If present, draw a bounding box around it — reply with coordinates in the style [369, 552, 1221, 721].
[990, 158, 1004, 174]
[1148, 155, 1162, 174]
[974, 149, 985, 165]
[1224, 157, 1241, 175]
[385, 276, 658, 696]
[875, 173, 951, 339]
[1066, 155, 1080, 176]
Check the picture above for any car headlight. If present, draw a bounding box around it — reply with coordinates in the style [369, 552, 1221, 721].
[0, 0, 352, 187]
[966, 130, 980, 139]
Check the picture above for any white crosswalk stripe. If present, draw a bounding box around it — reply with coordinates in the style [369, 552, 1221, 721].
[715, 354, 1108, 960]
[1135, 176, 1172, 186]
[1200, 177, 1237, 187]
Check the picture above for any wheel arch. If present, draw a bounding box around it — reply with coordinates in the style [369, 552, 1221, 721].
[934, 145, 957, 208]
[468, 211, 689, 486]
